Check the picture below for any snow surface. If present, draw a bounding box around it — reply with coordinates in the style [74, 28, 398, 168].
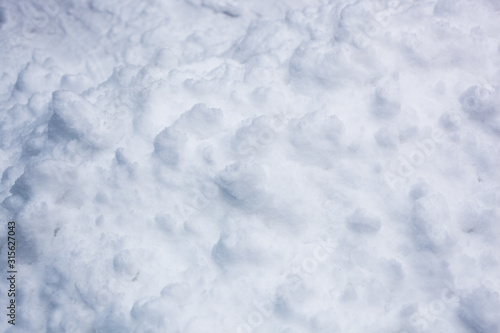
[1, 0, 500, 332]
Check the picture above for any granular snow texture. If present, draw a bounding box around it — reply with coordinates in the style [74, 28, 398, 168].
[1, 0, 500, 332]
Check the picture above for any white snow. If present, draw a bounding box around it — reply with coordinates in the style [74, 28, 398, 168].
[1, 0, 500, 332]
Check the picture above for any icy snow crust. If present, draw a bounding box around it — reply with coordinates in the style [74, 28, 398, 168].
[1, 0, 500, 332]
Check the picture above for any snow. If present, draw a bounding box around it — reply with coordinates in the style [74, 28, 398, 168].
[1, 0, 500, 332]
